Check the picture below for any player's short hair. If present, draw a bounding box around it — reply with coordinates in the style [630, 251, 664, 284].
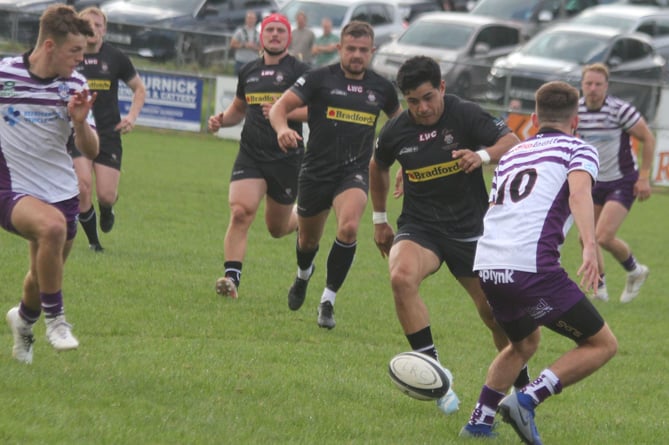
[37, 4, 94, 46]
[79, 6, 107, 26]
[341, 20, 374, 42]
[535, 81, 579, 124]
[582, 62, 609, 82]
[397, 56, 441, 94]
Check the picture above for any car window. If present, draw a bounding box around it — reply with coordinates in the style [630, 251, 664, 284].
[398, 21, 473, 49]
[657, 18, 669, 36]
[611, 38, 652, 62]
[350, 5, 367, 22]
[638, 18, 669, 37]
[370, 4, 394, 25]
[280, 1, 348, 27]
[127, 0, 198, 13]
[572, 14, 636, 30]
[523, 31, 608, 63]
[477, 25, 520, 49]
[472, 0, 559, 21]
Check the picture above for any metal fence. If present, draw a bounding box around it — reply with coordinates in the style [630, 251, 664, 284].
[0, 7, 235, 69]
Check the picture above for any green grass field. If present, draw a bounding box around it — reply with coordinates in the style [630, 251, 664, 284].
[1, 128, 667, 444]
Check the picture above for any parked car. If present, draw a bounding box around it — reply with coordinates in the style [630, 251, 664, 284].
[469, 0, 600, 40]
[278, 0, 405, 48]
[570, 4, 669, 61]
[102, 0, 278, 65]
[372, 12, 522, 99]
[487, 23, 665, 120]
[397, 0, 443, 24]
[0, 0, 105, 45]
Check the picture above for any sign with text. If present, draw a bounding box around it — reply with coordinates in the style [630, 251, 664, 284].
[119, 71, 203, 132]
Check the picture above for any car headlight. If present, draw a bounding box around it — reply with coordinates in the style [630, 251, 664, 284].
[489, 65, 508, 78]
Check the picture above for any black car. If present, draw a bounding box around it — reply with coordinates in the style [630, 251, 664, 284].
[102, 0, 278, 66]
[487, 23, 665, 121]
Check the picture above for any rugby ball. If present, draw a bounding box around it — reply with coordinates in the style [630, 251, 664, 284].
[388, 351, 451, 401]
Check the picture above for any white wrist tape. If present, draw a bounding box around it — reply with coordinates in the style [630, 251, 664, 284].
[372, 211, 388, 224]
[476, 149, 491, 165]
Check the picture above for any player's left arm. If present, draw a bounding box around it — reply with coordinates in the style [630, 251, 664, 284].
[628, 117, 655, 201]
[269, 89, 305, 151]
[568, 169, 598, 292]
[453, 132, 520, 174]
[116, 74, 146, 134]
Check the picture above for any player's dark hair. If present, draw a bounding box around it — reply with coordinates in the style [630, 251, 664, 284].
[535, 81, 579, 124]
[341, 20, 374, 42]
[396, 56, 441, 94]
[37, 4, 94, 46]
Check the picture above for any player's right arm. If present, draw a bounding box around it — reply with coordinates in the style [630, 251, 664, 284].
[369, 156, 394, 258]
[208, 96, 247, 132]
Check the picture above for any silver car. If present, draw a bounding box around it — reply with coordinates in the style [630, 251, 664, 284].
[371, 12, 522, 99]
[488, 23, 665, 121]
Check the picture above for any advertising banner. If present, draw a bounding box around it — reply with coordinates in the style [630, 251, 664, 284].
[120, 71, 203, 132]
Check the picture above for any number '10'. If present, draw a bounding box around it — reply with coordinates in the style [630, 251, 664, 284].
[494, 168, 538, 205]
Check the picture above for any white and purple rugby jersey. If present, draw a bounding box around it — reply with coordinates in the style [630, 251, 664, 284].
[0, 54, 89, 203]
[474, 131, 599, 273]
[577, 95, 641, 182]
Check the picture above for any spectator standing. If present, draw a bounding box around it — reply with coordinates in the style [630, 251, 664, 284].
[289, 11, 315, 65]
[209, 13, 310, 299]
[230, 11, 260, 75]
[270, 21, 401, 329]
[459, 81, 617, 442]
[577, 63, 654, 303]
[311, 18, 339, 66]
[3, 4, 98, 363]
[68, 7, 146, 252]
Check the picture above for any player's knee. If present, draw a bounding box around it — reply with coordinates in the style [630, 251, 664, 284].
[229, 204, 255, 227]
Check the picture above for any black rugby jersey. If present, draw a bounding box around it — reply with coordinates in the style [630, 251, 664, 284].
[374, 94, 510, 239]
[75, 42, 137, 148]
[290, 63, 399, 178]
[237, 55, 309, 162]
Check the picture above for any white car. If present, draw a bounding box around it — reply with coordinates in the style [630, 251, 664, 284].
[372, 12, 522, 99]
[279, 0, 405, 48]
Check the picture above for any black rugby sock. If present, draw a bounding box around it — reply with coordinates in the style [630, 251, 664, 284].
[325, 238, 356, 292]
[79, 206, 101, 245]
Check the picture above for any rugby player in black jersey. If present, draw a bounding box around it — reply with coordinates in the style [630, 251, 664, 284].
[68, 7, 146, 252]
[208, 14, 310, 299]
[269, 21, 401, 329]
[369, 56, 526, 415]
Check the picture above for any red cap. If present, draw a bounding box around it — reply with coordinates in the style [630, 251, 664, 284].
[261, 13, 292, 45]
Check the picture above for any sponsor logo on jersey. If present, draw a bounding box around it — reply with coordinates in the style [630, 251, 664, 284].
[0, 80, 15, 97]
[245, 92, 282, 105]
[398, 145, 418, 155]
[58, 82, 70, 101]
[3, 106, 21, 126]
[405, 160, 460, 182]
[326, 107, 375, 126]
[419, 130, 438, 142]
[88, 79, 112, 91]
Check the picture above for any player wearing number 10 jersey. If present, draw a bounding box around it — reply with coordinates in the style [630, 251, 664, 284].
[462, 81, 617, 444]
